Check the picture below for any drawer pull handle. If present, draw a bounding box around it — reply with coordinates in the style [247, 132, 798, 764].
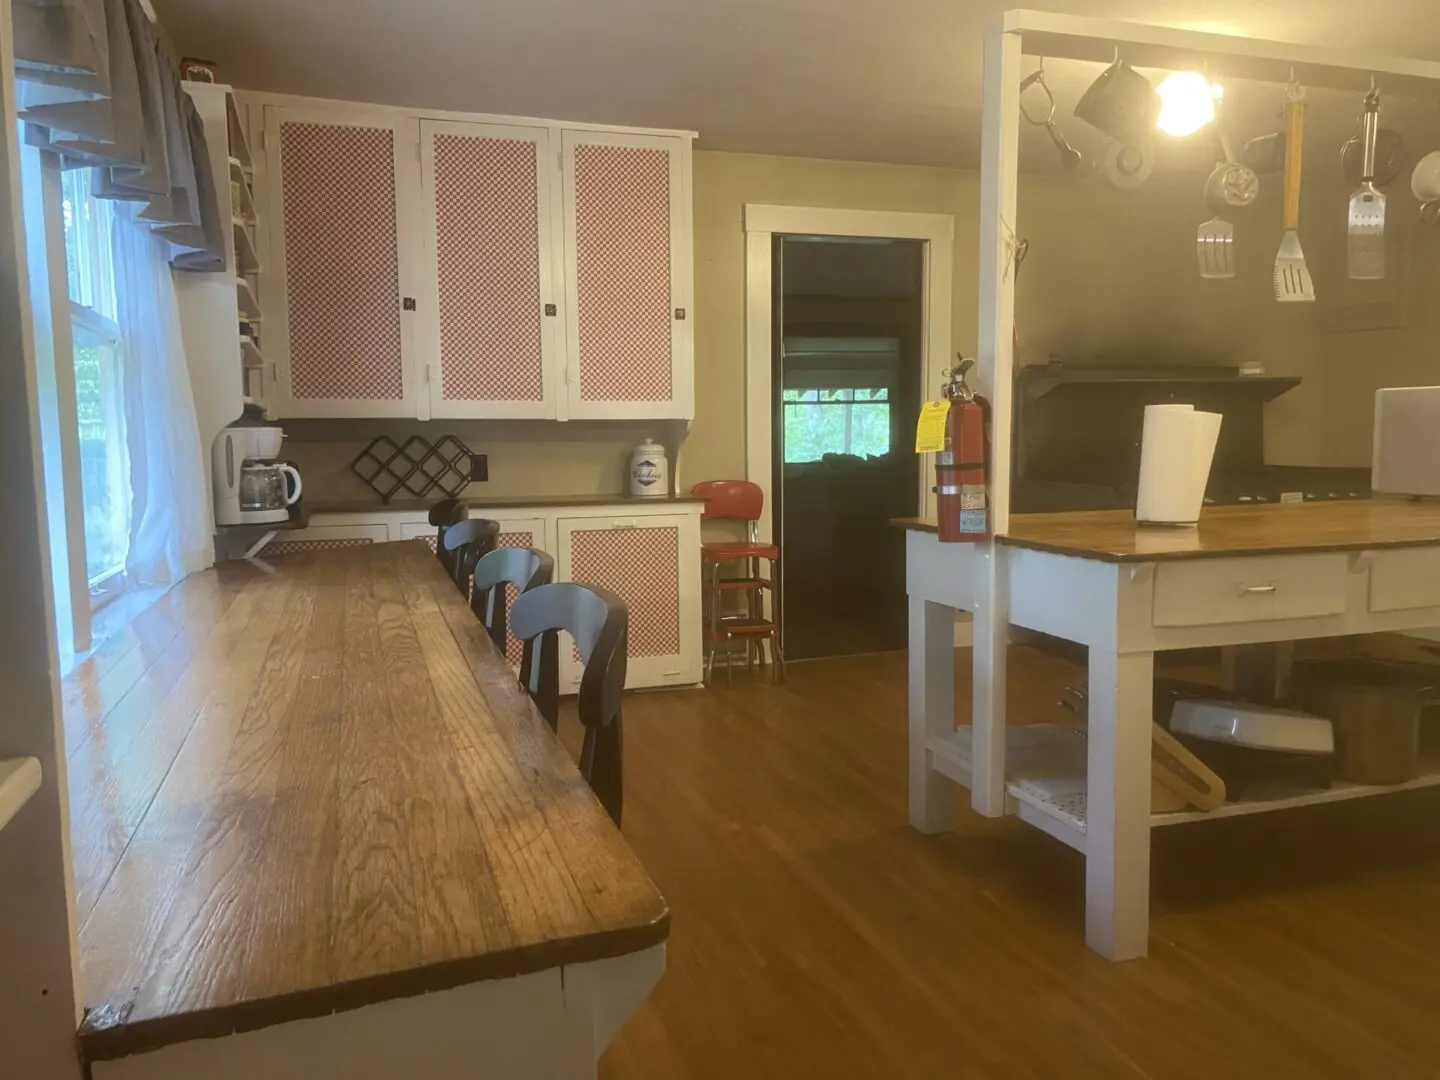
[1239, 583, 1278, 595]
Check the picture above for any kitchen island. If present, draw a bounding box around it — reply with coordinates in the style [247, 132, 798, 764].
[899, 499, 1440, 962]
[66, 541, 667, 1078]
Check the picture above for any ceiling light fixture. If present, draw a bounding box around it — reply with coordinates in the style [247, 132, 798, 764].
[1156, 71, 1219, 137]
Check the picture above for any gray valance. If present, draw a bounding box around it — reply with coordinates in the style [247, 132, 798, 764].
[13, 0, 225, 271]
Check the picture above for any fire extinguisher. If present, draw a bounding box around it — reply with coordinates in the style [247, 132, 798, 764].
[935, 357, 991, 543]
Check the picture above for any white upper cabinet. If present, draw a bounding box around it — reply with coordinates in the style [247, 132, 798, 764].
[256, 99, 693, 422]
[418, 120, 562, 419]
[561, 131, 693, 420]
[265, 108, 423, 418]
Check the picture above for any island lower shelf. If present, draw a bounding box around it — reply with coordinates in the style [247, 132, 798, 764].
[929, 724, 1440, 854]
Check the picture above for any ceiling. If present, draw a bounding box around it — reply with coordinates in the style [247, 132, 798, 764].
[152, 0, 1440, 168]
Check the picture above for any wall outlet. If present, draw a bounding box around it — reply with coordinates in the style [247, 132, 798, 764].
[468, 454, 489, 482]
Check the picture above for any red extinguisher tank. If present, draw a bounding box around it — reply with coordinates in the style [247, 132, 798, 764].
[935, 359, 991, 543]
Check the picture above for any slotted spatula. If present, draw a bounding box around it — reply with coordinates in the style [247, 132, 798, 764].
[1274, 88, 1315, 302]
[1347, 88, 1386, 280]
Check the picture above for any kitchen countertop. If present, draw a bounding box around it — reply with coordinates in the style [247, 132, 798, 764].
[308, 493, 706, 514]
[893, 498, 1440, 562]
[70, 541, 668, 1061]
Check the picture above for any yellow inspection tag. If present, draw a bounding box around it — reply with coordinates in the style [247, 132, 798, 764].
[914, 399, 951, 453]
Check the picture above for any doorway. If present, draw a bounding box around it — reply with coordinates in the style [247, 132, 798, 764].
[773, 236, 925, 660]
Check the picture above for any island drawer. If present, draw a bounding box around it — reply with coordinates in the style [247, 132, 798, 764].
[1152, 554, 1349, 628]
[1369, 547, 1440, 613]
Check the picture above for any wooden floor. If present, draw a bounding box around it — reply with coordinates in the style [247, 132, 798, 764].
[592, 649, 1440, 1080]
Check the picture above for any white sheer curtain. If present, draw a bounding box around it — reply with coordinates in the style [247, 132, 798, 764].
[111, 206, 210, 585]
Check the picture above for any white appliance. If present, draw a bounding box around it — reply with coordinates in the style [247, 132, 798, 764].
[1171, 700, 1334, 756]
[212, 425, 301, 525]
[1373, 386, 1440, 497]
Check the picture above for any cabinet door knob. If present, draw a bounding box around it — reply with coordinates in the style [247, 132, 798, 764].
[674, 307, 686, 320]
[402, 297, 417, 311]
[544, 303, 557, 316]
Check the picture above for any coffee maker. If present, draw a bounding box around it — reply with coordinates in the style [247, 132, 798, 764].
[212, 420, 303, 526]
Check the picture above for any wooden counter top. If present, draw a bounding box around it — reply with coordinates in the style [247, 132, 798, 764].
[893, 499, 1440, 562]
[68, 542, 668, 1061]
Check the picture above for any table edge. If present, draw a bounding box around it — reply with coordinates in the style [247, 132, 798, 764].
[79, 908, 671, 1062]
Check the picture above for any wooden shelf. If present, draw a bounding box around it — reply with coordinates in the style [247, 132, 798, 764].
[0, 757, 42, 834]
[232, 217, 260, 274]
[236, 276, 260, 318]
[241, 336, 265, 369]
[928, 724, 1440, 856]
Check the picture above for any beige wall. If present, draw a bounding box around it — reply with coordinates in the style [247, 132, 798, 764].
[288, 143, 1440, 503]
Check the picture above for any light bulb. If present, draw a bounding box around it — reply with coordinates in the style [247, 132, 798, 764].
[1156, 71, 1217, 137]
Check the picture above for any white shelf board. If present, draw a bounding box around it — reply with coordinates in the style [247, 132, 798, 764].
[241, 336, 265, 369]
[0, 757, 42, 834]
[928, 725, 1440, 849]
[232, 217, 260, 274]
[228, 157, 256, 220]
[236, 276, 260, 318]
[1005, 9, 1440, 98]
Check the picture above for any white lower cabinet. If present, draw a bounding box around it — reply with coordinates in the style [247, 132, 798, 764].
[555, 513, 701, 692]
[289, 504, 700, 689]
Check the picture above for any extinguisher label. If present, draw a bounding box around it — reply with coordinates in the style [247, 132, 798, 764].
[960, 492, 987, 510]
[914, 400, 952, 453]
[960, 510, 988, 533]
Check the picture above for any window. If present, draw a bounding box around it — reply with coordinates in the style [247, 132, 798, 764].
[782, 386, 891, 463]
[62, 169, 130, 590]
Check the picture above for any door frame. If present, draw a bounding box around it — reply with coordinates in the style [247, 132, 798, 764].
[742, 205, 954, 547]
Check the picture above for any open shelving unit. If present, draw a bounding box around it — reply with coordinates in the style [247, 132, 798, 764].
[232, 217, 260, 274]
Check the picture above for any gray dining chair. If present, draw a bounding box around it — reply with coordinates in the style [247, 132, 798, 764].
[471, 546, 555, 651]
[511, 583, 628, 825]
[429, 498, 470, 576]
[441, 518, 500, 595]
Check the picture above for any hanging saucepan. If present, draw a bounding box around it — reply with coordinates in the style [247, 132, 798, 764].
[1075, 59, 1160, 146]
[1342, 124, 1406, 187]
[1075, 57, 1159, 188]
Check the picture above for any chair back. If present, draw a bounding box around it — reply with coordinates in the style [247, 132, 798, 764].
[429, 499, 470, 573]
[471, 546, 555, 651]
[692, 480, 764, 540]
[511, 583, 628, 824]
[442, 518, 500, 593]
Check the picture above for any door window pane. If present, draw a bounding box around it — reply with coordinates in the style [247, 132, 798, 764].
[782, 387, 890, 463]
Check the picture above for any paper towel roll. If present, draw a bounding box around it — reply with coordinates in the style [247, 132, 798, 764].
[1136, 404, 1223, 526]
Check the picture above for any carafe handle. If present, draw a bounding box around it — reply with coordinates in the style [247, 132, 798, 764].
[280, 464, 303, 506]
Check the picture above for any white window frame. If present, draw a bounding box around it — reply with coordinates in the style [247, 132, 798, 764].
[61, 168, 130, 602]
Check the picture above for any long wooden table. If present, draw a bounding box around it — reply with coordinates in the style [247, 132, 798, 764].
[66, 541, 668, 1079]
[898, 499, 1440, 962]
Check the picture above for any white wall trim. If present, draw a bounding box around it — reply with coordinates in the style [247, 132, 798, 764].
[742, 203, 954, 546]
[236, 88, 697, 141]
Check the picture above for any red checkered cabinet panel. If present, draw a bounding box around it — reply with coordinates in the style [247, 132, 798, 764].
[267, 109, 414, 417]
[556, 514, 701, 691]
[562, 131, 691, 419]
[421, 122, 557, 419]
